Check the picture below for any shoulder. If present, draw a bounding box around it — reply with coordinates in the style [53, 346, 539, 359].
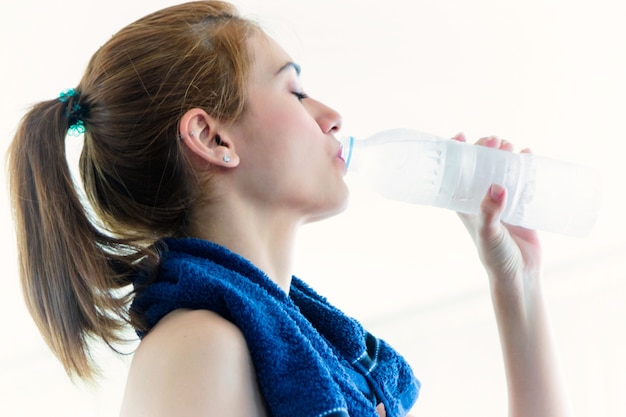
[119, 309, 267, 417]
[138, 308, 248, 362]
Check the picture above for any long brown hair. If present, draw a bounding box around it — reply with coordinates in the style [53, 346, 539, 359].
[7, 1, 257, 380]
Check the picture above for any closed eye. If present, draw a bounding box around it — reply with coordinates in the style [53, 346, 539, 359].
[293, 91, 309, 101]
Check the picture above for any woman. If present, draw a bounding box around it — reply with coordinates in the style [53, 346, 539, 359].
[8, 1, 571, 416]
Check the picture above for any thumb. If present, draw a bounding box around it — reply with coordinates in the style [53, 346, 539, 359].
[478, 184, 507, 241]
[476, 184, 519, 275]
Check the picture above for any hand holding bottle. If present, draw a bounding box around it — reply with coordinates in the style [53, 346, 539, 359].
[452, 133, 572, 417]
[452, 133, 541, 283]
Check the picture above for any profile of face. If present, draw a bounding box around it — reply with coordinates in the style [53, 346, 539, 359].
[223, 31, 349, 223]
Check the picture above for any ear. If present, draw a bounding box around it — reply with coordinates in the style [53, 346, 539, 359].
[179, 108, 240, 167]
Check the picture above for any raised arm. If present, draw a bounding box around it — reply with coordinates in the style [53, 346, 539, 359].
[456, 135, 572, 417]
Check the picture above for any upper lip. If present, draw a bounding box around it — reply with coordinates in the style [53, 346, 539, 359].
[331, 136, 343, 159]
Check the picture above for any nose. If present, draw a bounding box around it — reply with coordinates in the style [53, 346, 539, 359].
[309, 98, 342, 135]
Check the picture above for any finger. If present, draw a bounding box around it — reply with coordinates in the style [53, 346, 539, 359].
[452, 132, 466, 142]
[476, 136, 517, 154]
[456, 183, 507, 241]
[477, 136, 508, 149]
[475, 136, 497, 147]
[499, 139, 514, 152]
[478, 184, 507, 240]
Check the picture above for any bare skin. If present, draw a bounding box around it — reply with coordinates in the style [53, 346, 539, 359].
[453, 134, 571, 417]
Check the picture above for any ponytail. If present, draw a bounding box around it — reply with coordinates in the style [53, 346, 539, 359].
[7, 94, 139, 380]
[6, 0, 256, 381]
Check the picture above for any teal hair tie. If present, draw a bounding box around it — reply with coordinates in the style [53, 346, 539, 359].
[58, 88, 87, 136]
[68, 119, 86, 136]
[58, 88, 78, 102]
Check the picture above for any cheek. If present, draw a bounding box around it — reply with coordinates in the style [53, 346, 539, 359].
[241, 95, 321, 164]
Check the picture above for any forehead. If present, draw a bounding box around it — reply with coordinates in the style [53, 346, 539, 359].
[247, 32, 293, 79]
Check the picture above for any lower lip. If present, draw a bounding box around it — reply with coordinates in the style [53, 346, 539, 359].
[335, 154, 348, 173]
[337, 147, 345, 162]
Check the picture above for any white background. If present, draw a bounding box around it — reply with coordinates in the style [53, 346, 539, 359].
[1, 0, 625, 415]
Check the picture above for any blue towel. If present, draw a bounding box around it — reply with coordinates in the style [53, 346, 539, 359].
[131, 238, 420, 417]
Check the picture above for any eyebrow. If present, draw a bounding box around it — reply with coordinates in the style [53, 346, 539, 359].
[275, 61, 301, 76]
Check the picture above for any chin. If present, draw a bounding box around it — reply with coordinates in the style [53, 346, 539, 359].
[304, 189, 350, 224]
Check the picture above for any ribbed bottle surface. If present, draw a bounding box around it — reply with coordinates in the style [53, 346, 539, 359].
[341, 128, 601, 236]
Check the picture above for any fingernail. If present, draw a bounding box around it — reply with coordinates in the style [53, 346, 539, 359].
[490, 184, 505, 201]
[453, 132, 466, 142]
[486, 136, 499, 147]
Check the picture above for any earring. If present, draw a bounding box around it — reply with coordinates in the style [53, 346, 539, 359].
[179, 131, 194, 141]
[223, 155, 231, 163]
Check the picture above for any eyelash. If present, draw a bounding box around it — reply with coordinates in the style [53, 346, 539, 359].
[293, 91, 309, 101]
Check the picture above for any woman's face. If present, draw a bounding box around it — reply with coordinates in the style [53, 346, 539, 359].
[227, 32, 348, 223]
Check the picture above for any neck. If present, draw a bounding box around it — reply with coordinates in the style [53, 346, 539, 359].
[188, 200, 301, 293]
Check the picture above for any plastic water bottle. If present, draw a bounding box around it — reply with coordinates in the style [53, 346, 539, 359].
[340, 128, 601, 236]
